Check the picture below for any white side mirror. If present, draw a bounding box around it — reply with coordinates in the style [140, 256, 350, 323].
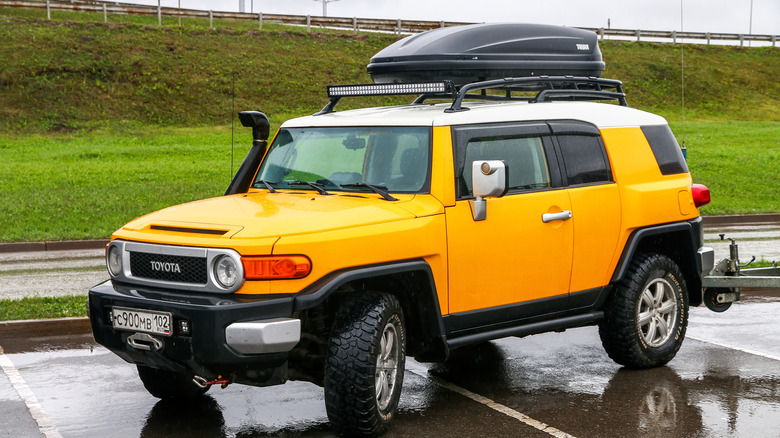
[470, 160, 508, 221]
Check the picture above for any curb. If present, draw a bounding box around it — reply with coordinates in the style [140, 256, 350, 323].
[0, 317, 91, 339]
[701, 214, 780, 227]
[0, 239, 108, 254]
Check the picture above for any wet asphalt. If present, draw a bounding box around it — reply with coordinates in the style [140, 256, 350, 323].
[0, 219, 778, 437]
[1, 293, 779, 438]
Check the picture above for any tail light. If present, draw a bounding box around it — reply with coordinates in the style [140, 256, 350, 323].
[692, 184, 710, 208]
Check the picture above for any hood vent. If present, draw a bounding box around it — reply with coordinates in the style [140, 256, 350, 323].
[150, 225, 228, 236]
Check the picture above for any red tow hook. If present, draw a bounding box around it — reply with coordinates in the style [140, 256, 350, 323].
[193, 375, 231, 389]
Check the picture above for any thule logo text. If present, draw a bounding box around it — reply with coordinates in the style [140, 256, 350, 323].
[150, 261, 181, 273]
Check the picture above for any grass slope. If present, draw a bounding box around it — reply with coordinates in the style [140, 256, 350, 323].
[1, 12, 778, 132]
[0, 11, 778, 243]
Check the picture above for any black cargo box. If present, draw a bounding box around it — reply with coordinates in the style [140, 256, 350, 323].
[367, 23, 604, 86]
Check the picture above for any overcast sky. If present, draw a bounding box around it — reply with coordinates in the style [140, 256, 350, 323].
[136, 0, 778, 35]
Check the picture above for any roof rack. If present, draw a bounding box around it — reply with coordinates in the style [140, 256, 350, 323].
[315, 76, 626, 115]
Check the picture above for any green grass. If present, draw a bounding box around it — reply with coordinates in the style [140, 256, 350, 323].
[0, 124, 252, 241]
[1, 11, 778, 134]
[0, 12, 407, 133]
[0, 10, 778, 242]
[0, 120, 777, 242]
[0, 296, 87, 321]
[672, 121, 780, 215]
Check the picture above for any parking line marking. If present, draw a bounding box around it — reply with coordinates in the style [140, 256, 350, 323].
[0, 347, 63, 438]
[688, 336, 780, 361]
[406, 362, 576, 438]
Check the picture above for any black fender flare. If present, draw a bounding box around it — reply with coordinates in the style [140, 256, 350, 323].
[611, 217, 704, 305]
[293, 259, 449, 362]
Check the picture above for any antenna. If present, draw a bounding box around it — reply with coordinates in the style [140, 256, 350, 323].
[231, 73, 236, 179]
[680, 0, 686, 158]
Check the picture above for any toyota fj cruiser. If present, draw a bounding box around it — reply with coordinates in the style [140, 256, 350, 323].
[88, 23, 717, 436]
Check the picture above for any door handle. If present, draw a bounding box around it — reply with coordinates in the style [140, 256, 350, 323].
[542, 210, 572, 223]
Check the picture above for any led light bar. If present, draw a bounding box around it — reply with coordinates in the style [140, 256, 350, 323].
[327, 82, 453, 98]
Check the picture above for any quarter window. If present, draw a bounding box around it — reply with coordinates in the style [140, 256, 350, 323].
[641, 125, 689, 175]
[556, 135, 612, 185]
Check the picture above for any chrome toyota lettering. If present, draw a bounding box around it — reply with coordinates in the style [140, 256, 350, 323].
[149, 261, 181, 273]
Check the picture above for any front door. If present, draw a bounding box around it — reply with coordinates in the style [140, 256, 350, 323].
[445, 122, 573, 316]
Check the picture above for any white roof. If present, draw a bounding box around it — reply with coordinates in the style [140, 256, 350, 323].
[282, 100, 668, 130]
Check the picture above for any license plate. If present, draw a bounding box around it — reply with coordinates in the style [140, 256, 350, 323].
[112, 307, 172, 337]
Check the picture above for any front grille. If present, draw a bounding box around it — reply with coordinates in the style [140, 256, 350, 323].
[130, 252, 207, 284]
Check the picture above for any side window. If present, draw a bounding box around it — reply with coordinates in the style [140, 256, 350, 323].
[641, 124, 689, 175]
[460, 135, 551, 197]
[556, 135, 612, 185]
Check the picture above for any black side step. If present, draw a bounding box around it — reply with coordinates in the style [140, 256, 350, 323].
[446, 311, 604, 349]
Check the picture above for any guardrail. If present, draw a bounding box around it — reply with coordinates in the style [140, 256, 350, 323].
[2, 0, 777, 47]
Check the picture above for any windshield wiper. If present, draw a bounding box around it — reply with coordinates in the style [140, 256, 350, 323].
[286, 180, 331, 195]
[341, 183, 398, 201]
[253, 180, 277, 193]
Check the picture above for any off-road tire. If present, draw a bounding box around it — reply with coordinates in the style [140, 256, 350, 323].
[137, 365, 210, 399]
[599, 253, 688, 369]
[324, 292, 406, 437]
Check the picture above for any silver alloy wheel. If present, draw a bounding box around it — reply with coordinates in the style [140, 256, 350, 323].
[637, 278, 678, 347]
[375, 322, 399, 411]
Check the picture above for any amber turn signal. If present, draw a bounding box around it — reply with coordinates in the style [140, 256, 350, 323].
[242, 256, 311, 280]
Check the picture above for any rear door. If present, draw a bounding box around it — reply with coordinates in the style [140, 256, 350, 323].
[548, 121, 621, 303]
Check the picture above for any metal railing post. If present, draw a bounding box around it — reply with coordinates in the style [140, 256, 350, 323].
[706, 32, 711, 45]
[258, 12, 262, 30]
[739, 34, 744, 47]
[209, 10, 213, 29]
[178, 0, 181, 26]
[440, 20, 444, 28]
[636, 29, 641, 42]
[599, 27, 604, 40]
[157, 1, 161, 27]
[396, 18, 401, 35]
[46, 0, 50, 20]
[671, 30, 676, 44]
[306, 15, 311, 32]
[353, 17, 357, 34]
[773, 35, 777, 47]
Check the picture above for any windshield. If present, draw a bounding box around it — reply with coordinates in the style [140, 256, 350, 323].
[254, 127, 431, 193]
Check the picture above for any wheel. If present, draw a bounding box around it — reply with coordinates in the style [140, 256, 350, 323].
[137, 365, 210, 400]
[324, 292, 406, 437]
[703, 287, 733, 312]
[599, 253, 688, 369]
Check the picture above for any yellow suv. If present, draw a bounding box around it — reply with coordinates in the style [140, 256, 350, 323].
[88, 23, 716, 436]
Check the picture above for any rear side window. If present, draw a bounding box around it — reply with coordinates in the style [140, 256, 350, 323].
[641, 125, 689, 175]
[556, 135, 612, 185]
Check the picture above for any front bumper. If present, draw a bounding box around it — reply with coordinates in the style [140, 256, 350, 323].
[88, 280, 300, 386]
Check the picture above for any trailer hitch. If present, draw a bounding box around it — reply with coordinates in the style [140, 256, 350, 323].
[193, 375, 232, 389]
[702, 235, 780, 312]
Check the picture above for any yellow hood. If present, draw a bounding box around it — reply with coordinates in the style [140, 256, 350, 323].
[121, 191, 438, 240]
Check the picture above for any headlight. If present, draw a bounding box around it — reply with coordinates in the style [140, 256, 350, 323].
[107, 245, 122, 276]
[214, 255, 238, 289]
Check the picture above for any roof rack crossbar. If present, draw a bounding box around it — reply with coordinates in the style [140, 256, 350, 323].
[444, 76, 627, 113]
[532, 90, 627, 105]
[414, 93, 532, 105]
